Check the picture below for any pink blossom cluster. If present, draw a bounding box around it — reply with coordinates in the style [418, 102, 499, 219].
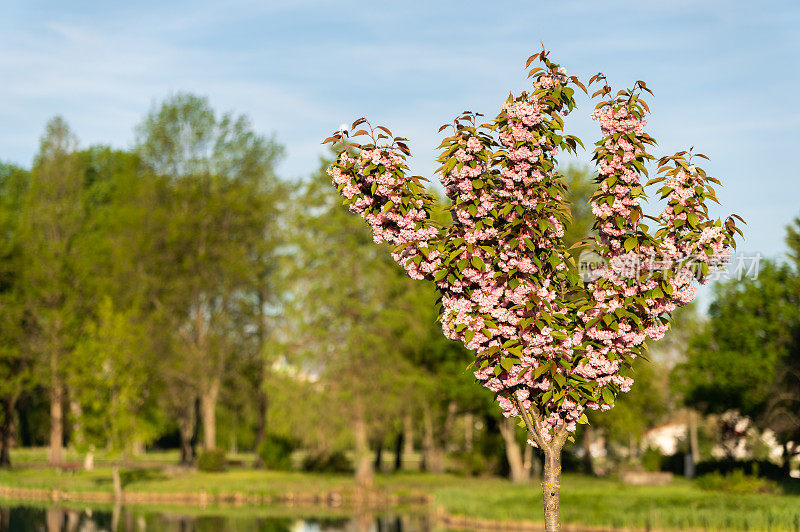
[327, 147, 440, 280]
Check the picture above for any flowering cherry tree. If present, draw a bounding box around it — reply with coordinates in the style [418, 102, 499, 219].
[323, 50, 742, 531]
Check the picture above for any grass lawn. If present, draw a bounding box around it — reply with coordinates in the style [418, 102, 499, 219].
[2, 450, 800, 531]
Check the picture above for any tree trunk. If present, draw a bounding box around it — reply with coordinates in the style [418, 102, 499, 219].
[1, 506, 11, 532]
[49, 368, 64, 466]
[200, 379, 219, 451]
[500, 418, 529, 483]
[464, 412, 474, 452]
[353, 405, 373, 487]
[421, 402, 442, 473]
[403, 412, 414, 457]
[253, 289, 269, 469]
[253, 385, 268, 468]
[688, 408, 700, 465]
[178, 405, 195, 465]
[542, 445, 563, 532]
[373, 434, 384, 473]
[524, 443, 538, 479]
[0, 397, 16, 468]
[393, 431, 404, 471]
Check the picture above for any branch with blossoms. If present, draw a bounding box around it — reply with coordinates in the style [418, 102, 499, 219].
[322, 48, 742, 531]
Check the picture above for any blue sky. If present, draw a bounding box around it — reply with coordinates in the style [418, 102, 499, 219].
[1, 0, 798, 264]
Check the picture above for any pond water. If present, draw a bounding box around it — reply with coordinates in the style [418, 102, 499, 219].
[0, 504, 435, 532]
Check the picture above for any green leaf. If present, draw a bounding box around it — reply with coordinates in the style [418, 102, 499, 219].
[601, 387, 615, 405]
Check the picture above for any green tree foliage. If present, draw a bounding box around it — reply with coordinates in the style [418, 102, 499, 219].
[675, 256, 800, 469]
[135, 93, 284, 455]
[283, 160, 419, 485]
[0, 162, 31, 467]
[18, 117, 85, 466]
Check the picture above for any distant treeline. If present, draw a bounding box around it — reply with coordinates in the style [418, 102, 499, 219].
[0, 93, 797, 482]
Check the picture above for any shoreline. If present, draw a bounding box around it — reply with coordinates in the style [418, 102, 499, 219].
[0, 484, 711, 532]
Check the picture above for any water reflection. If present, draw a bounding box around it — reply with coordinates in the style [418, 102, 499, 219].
[0, 504, 433, 532]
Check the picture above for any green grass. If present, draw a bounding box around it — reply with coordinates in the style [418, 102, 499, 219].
[3, 451, 800, 531]
[434, 474, 800, 531]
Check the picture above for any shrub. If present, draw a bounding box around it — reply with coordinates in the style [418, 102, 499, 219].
[257, 434, 296, 471]
[695, 459, 786, 480]
[696, 470, 781, 494]
[447, 450, 491, 477]
[641, 447, 665, 472]
[301, 450, 352, 473]
[196, 448, 227, 472]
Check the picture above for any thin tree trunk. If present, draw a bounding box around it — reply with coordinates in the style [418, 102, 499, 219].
[542, 446, 563, 532]
[514, 399, 564, 531]
[200, 379, 219, 451]
[353, 404, 373, 487]
[373, 433, 384, 472]
[523, 443, 536, 479]
[403, 412, 414, 457]
[178, 404, 195, 465]
[0, 397, 16, 468]
[49, 366, 64, 466]
[464, 412, 473, 452]
[500, 418, 529, 483]
[253, 289, 269, 468]
[688, 408, 700, 464]
[421, 402, 442, 473]
[393, 431, 404, 471]
[253, 385, 268, 467]
[499, 418, 530, 484]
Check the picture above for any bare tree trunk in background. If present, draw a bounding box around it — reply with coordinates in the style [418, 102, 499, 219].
[403, 412, 414, 457]
[253, 382, 268, 467]
[0, 397, 17, 468]
[393, 431, 403, 471]
[373, 433, 384, 473]
[253, 289, 269, 469]
[48, 359, 64, 466]
[523, 443, 537, 479]
[689, 409, 700, 464]
[421, 402, 442, 474]
[178, 402, 196, 465]
[353, 403, 373, 487]
[464, 412, 473, 452]
[200, 378, 220, 451]
[499, 418, 530, 483]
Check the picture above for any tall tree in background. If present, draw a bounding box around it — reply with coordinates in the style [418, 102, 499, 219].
[0, 162, 30, 467]
[136, 93, 283, 453]
[18, 118, 85, 466]
[286, 162, 417, 486]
